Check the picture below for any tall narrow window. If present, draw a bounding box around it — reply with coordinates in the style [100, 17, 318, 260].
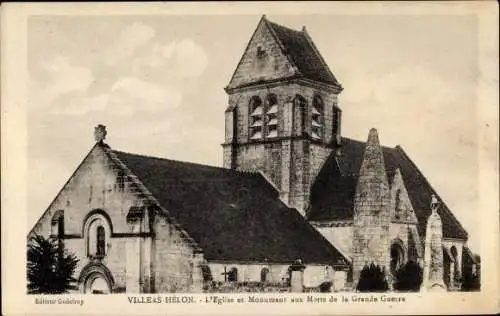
[332, 105, 341, 141]
[311, 95, 324, 140]
[395, 189, 402, 219]
[96, 226, 106, 257]
[57, 216, 64, 239]
[260, 267, 270, 282]
[51, 210, 64, 238]
[265, 94, 278, 138]
[249, 96, 263, 140]
[294, 95, 307, 136]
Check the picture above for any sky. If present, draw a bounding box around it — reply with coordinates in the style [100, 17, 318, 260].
[27, 13, 481, 251]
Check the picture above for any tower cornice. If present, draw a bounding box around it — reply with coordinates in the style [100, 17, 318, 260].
[225, 76, 343, 94]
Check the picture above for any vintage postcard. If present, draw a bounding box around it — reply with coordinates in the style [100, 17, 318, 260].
[1, 1, 499, 315]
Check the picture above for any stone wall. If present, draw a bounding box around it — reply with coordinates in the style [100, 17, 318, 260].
[153, 215, 202, 293]
[223, 82, 338, 215]
[352, 129, 391, 284]
[28, 144, 201, 293]
[207, 262, 344, 289]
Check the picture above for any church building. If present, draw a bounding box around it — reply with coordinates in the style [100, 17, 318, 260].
[28, 15, 473, 294]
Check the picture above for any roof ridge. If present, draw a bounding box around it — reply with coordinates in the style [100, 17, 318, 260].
[342, 136, 400, 151]
[112, 149, 262, 177]
[301, 26, 341, 87]
[266, 19, 303, 34]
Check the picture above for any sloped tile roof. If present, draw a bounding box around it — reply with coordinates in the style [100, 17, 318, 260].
[113, 150, 348, 266]
[265, 19, 341, 87]
[308, 137, 468, 240]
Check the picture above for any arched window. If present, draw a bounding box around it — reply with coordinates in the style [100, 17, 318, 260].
[450, 246, 460, 283]
[311, 95, 324, 139]
[450, 246, 458, 262]
[260, 267, 270, 282]
[249, 96, 264, 140]
[51, 210, 64, 238]
[84, 210, 112, 259]
[228, 267, 238, 282]
[293, 95, 307, 136]
[265, 94, 278, 138]
[96, 226, 106, 257]
[390, 241, 406, 276]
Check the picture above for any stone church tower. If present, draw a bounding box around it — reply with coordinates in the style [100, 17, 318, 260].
[222, 15, 343, 215]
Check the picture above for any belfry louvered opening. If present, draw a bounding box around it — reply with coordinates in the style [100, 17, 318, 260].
[312, 95, 324, 140]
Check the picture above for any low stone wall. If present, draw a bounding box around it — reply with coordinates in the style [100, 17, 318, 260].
[203, 281, 290, 293]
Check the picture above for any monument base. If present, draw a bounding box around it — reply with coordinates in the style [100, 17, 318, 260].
[420, 280, 447, 292]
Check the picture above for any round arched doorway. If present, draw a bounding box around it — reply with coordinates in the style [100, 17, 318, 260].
[390, 241, 406, 276]
[86, 274, 111, 294]
[78, 262, 115, 294]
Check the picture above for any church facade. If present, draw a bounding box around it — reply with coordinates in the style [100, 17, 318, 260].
[28, 16, 474, 294]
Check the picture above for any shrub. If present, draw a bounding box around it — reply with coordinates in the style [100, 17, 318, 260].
[461, 267, 480, 291]
[393, 261, 423, 292]
[356, 263, 389, 292]
[27, 234, 79, 294]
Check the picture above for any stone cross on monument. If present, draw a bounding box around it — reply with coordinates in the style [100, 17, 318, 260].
[421, 194, 447, 292]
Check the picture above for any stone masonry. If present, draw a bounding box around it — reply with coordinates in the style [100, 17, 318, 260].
[352, 129, 391, 284]
[28, 143, 204, 293]
[222, 16, 341, 215]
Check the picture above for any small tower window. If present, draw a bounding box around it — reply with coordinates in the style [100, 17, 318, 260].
[265, 94, 278, 138]
[249, 96, 264, 140]
[312, 95, 324, 140]
[257, 46, 266, 59]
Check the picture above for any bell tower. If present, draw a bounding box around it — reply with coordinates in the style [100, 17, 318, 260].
[222, 15, 343, 216]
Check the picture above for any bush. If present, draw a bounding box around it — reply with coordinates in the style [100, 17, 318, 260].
[393, 261, 423, 292]
[356, 263, 389, 292]
[461, 268, 480, 291]
[27, 234, 79, 294]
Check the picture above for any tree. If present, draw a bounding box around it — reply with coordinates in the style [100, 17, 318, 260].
[393, 261, 423, 292]
[27, 234, 79, 294]
[356, 263, 389, 292]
